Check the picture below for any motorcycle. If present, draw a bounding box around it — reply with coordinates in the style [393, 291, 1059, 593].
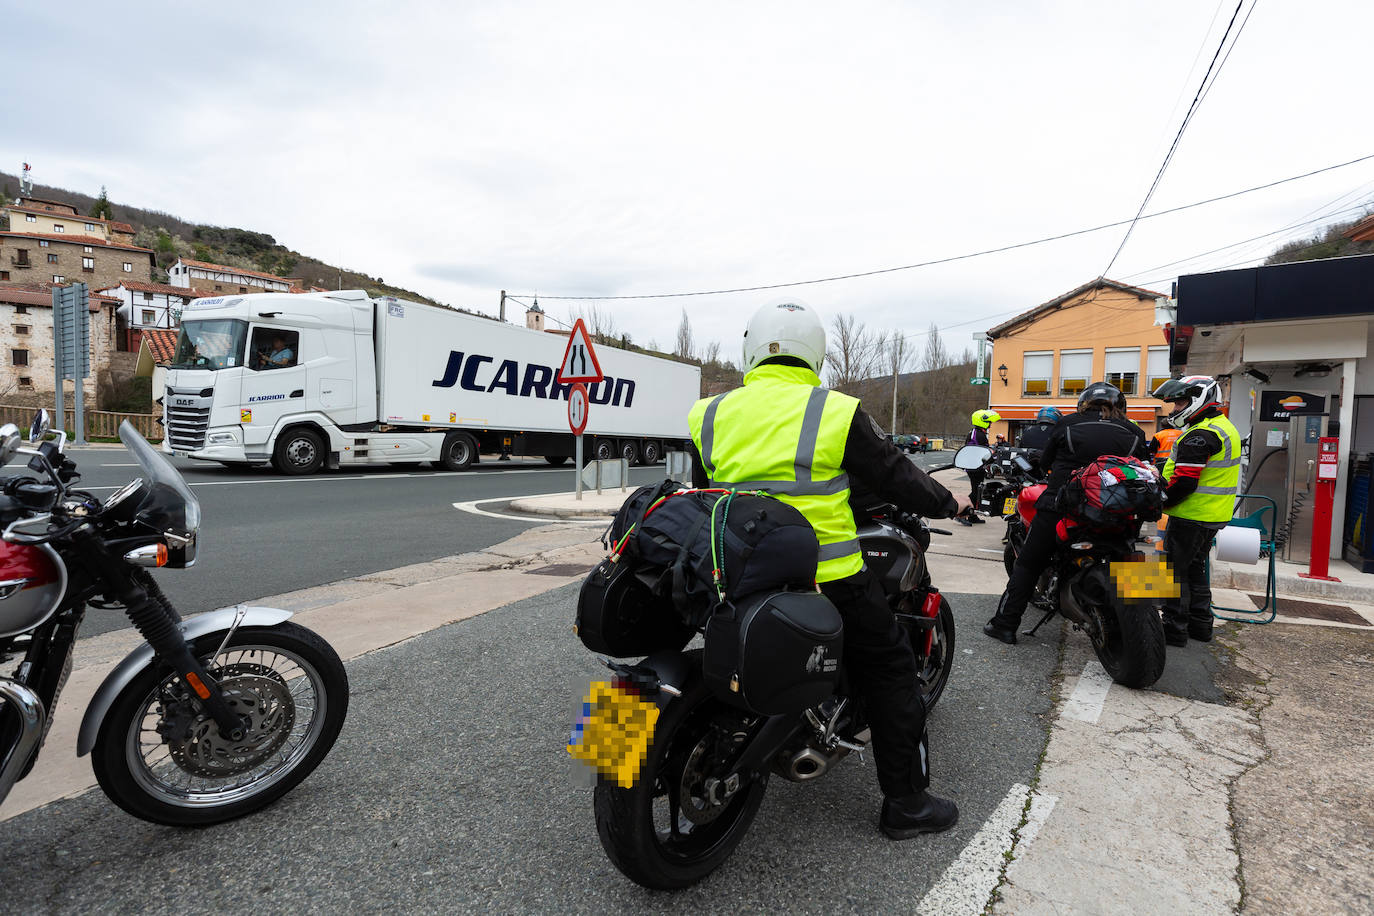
[956, 444, 1167, 688]
[0, 411, 348, 825]
[574, 502, 956, 889]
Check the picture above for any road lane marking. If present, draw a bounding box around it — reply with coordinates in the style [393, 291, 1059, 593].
[1061, 659, 1113, 724]
[452, 498, 609, 526]
[99, 463, 140, 467]
[917, 782, 1059, 915]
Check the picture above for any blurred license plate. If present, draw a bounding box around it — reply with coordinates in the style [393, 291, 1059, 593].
[1109, 558, 1181, 600]
[568, 680, 659, 788]
[1002, 497, 1016, 516]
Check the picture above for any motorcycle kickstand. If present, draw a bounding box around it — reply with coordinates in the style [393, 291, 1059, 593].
[1022, 609, 1056, 638]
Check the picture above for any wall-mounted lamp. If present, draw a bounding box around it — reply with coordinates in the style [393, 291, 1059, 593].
[997, 364, 1008, 386]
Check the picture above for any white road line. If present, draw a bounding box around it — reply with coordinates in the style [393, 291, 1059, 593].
[976, 547, 1004, 554]
[452, 498, 610, 526]
[1061, 658, 1113, 724]
[99, 463, 140, 467]
[917, 782, 1058, 915]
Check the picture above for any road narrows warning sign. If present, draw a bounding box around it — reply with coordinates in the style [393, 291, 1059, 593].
[557, 319, 605, 385]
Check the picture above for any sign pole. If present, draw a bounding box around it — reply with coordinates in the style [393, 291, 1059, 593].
[575, 434, 583, 500]
[557, 323, 602, 503]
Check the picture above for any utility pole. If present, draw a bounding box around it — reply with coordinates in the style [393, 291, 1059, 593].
[499, 290, 506, 322]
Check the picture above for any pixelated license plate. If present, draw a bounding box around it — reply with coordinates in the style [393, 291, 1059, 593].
[1002, 497, 1016, 516]
[567, 680, 660, 788]
[1108, 558, 1181, 600]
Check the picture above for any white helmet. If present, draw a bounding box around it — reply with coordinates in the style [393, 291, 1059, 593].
[1152, 375, 1222, 428]
[742, 299, 826, 374]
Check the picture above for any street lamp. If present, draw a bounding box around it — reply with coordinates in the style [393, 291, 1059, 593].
[998, 364, 1008, 386]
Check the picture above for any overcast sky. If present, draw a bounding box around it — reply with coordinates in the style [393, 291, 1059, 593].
[10, 1, 1374, 362]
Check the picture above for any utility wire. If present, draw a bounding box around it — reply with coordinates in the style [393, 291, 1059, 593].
[1100, 0, 1256, 278]
[514, 147, 1368, 302]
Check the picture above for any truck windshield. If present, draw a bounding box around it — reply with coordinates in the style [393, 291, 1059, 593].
[170, 319, 249, 370]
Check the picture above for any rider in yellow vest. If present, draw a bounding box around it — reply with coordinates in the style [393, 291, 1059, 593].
[687, 300, 969, 839]
[1152, 376, 1241, 646]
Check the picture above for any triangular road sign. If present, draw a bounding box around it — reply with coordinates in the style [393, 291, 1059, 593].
[557, 318, 605, 385]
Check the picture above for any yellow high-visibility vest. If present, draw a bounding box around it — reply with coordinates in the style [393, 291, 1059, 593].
[1163, 414, 1241, 523]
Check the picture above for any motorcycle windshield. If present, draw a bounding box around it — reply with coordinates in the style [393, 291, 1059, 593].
[118, 420, 202, 539]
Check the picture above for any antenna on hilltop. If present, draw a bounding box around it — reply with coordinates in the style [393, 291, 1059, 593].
[20, 162, 33, 197]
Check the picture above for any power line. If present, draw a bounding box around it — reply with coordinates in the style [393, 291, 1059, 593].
[1101, 0, 1257, 278]
[514, 148, 1369, 302]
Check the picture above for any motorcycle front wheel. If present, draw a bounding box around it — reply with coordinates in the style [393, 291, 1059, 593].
[912, 596, 956, 709]
[593, 651, 767, 890]
[92, 622, 348, 826]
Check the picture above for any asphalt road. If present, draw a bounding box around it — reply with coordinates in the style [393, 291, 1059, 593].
[0, 583, 1059, 913]
[58, 447, 671, 637]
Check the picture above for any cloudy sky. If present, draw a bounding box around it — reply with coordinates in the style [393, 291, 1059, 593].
[11, 1, 1374, 362]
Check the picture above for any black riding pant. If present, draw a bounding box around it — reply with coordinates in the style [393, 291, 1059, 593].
[992, 508, 1064, 628]
[820, 568, 930, 799]
[1161, 517, 1216, 638]
[966, 469, 985, 505]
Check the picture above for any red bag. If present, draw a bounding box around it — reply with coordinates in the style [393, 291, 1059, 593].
[1055, 455, 1163, 529]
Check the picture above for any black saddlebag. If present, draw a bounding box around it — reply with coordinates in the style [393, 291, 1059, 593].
[574, 557, 694, 657]
[702, 589, 844, 716]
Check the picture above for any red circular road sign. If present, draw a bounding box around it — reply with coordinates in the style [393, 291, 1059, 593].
[568, 383, 589, 436]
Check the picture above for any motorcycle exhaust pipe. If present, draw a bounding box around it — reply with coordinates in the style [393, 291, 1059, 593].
[787, 748, 831, 781]
[0, 678, 44, 806]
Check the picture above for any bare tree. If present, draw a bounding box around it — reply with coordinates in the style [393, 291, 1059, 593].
[570, 304, 619, 345]
[674, 308, 695, 361]
[824, 314, 885, 395]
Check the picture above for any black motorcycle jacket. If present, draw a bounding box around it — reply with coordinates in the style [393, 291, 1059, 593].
[1018, 422, 1055, 452]
[1036, 408, 1149, 508]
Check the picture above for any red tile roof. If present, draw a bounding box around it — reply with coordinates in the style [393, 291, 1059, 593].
[0, 283, 117, 311]
[141, 328, 181, 364]
[112, 222, 135, 233]
[177, 258, 290, 285]
[97, 280, 213, 298]
[0, 231, 154, 255]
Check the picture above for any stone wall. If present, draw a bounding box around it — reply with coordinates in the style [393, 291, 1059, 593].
[0, 235, 154, 289]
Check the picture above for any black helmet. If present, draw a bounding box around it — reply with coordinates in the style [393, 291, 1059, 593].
[1078, 381, 1126, 412]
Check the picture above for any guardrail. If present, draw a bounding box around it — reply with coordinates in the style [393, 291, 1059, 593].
[0, 405, 162, 442]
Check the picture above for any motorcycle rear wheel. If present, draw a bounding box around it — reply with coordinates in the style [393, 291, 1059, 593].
[912, 597, 956, 709]
[1086, 596, 1167, 689]
[92, 622, 348, 826]
[593, 652, 767, 889]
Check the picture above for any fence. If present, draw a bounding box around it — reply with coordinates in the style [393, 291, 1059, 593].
[0, 404, 162, 442]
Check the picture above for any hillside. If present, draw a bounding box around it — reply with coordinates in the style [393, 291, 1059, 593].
[0, 171, 456, 310]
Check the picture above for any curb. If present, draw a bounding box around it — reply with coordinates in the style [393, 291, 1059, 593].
[1211, 560, 1374, 605]
[507, 497, 621, 519]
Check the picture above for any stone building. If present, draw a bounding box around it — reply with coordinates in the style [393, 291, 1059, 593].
[0, 230, 155, 290]
[0, 285, 120, 403]
[167, 257, 291, 295]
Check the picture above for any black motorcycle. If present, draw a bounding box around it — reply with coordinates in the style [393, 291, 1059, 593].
[0, 411, 348, 825]
[957, 444, 1167, 688]
[574, 503, 955, 889]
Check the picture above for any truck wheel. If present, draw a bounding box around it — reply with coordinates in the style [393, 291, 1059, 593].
[594, 439, 615, 462]
[272, 428, 325, 475]
[545, 455, 568, 466]
[640, 440, 661, 465]
[439, 431, 479, 471]
[619, 440, 639, 465]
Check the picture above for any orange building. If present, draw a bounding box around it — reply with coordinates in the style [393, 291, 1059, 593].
[985, 279, 1174, 442]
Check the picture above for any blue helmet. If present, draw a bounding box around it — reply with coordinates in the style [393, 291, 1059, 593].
[1036, 406, 1063, 424]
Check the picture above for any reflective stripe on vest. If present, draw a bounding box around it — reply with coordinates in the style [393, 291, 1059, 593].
[1163, 414, 1241, 522]
[688, 364, 862, 582]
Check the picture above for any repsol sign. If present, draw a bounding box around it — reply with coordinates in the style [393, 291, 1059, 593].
[431, 352, 636, 407]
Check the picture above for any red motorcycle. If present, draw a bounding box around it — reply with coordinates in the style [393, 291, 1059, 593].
[958, 445, 1167, 688]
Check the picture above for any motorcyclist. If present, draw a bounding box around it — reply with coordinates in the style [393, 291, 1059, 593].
[1018, 406, 1061, 452]
[686, 299, 971, 839]
[1149, 425, 1182, 474]
[1152, 375, 1240, 646]
[983, 381, 1148, 644]
[959, 409, 1000, 525]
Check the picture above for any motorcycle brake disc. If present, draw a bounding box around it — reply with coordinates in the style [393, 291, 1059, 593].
[166, 662, 296, 778]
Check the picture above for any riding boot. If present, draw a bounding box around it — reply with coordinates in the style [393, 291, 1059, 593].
[983, 592, 1020, 645]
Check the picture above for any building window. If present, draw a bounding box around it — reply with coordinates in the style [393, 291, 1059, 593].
[85, 223, 96, 232]
[123, 262, 133, 272]
[1, 271, 10, 281]
[82, 257, 95, 272]
[83, 245, 93, 254]
[1146, 347, 1171, 395]
[17, 376, 31, 388]
[1104, 347, 1141, 396]
[52, 224, 64, 233]
[11, 349, 28, 367]
[14, 249, 29, 265]
[25, 214, 36, 223]
[143, 291, 154, 301]
[52, 275, 65, 284]
[214, 284, 223, 291]
[47, 253, 59, 264]
[1023, 351, 1052, 396]
[38, 240, 49, 248]
[14, 305, 26, 314]
[14, 325, 28, 335]
[140, 309, 157, 325]
[1058, 349, 1093, 395]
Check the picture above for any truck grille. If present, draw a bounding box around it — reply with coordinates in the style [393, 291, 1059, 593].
[165, 387, 214, 451]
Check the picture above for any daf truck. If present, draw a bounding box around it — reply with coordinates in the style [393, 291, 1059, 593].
[159, 290, 701, 474]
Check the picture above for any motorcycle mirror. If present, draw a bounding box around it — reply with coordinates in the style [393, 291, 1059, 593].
[0, 423, 22, 467]
[29, 409, 50, 444]
[953, 445, 993, 470]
